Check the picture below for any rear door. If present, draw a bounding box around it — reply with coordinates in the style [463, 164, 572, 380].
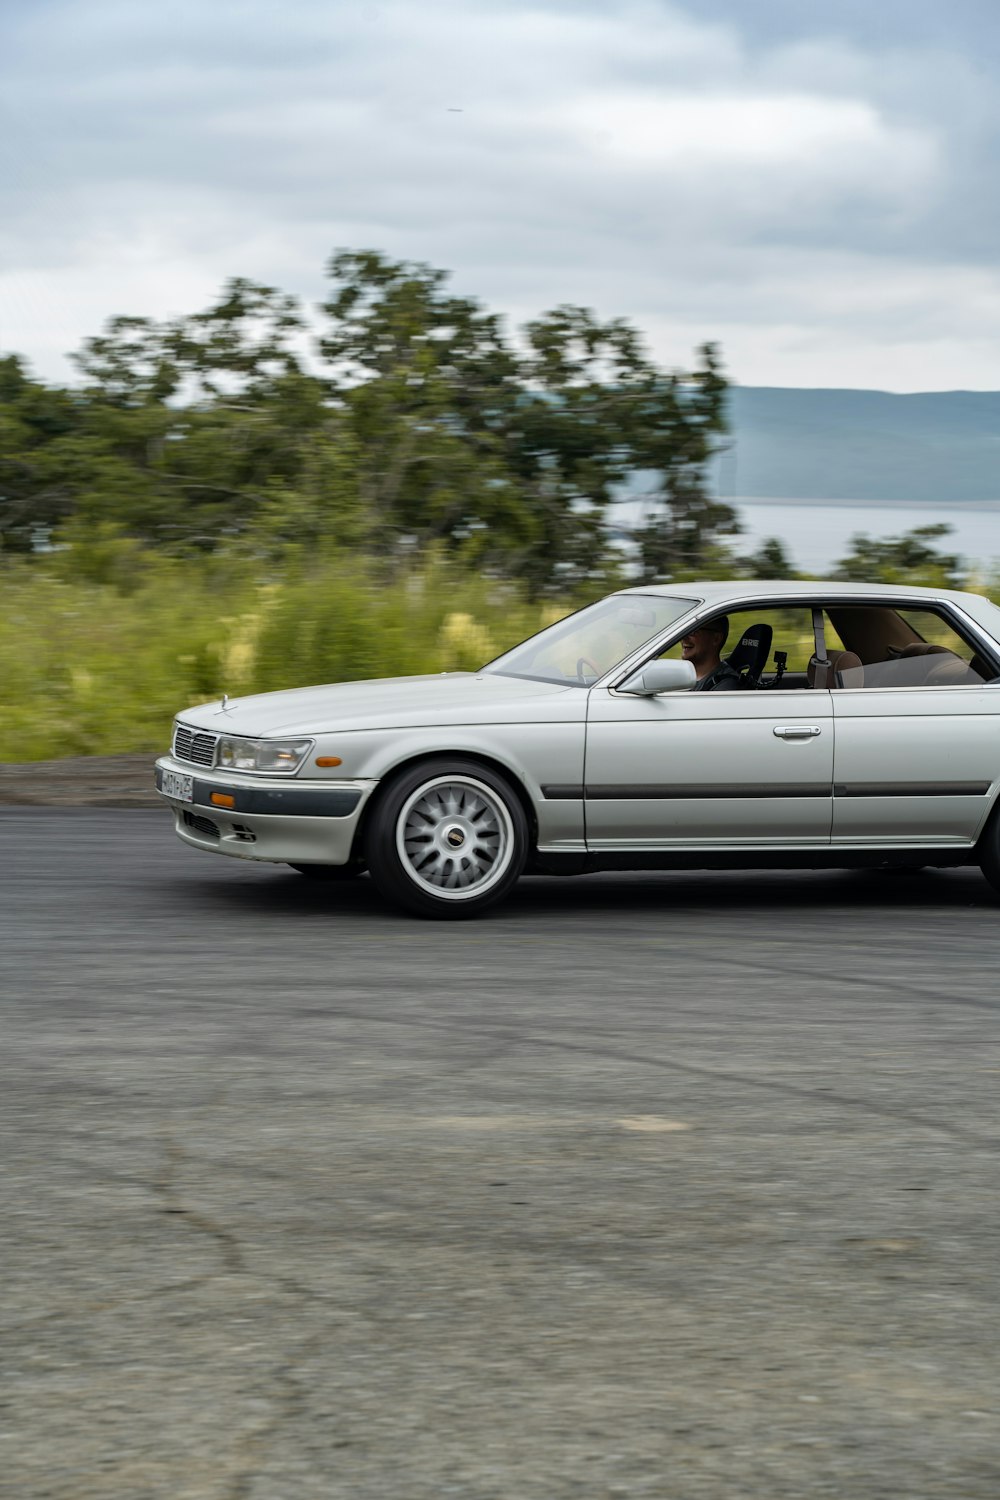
[828, 604, 1000, 847]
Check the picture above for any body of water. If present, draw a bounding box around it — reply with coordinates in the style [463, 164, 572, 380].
[735, 500, 1000, 574]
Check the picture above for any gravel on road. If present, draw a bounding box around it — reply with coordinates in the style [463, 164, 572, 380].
[0, 753, 159, 806]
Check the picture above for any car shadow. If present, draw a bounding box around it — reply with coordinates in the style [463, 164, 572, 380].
[166, 862, 998, 924]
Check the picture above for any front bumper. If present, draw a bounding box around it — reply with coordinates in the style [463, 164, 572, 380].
[154, 757, 377, 865]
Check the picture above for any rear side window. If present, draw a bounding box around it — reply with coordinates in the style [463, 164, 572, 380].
[824, 605, 993, 689]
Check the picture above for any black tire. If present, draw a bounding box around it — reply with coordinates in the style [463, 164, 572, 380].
[365, 758, 529, 918]
[979, 811, 1000, 895]
[287, 862, 363, 881]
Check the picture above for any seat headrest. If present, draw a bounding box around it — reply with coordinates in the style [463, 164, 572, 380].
[724, 622, 773, 684]
[925, 652, 979, 685]
[808, 650, 863, 688]
[829, 650, 863, 687]
[892, 643, 950, 658]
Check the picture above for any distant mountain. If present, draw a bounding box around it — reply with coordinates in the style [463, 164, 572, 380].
[716, 387, 1000, 504]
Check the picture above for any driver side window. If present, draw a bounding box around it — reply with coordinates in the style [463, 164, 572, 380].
[656, 607, 820, 690]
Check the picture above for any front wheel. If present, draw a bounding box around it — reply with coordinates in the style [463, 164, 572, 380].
[365, 759, 529, 918]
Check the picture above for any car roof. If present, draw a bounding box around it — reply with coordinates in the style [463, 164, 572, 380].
[615, 579, 988, 608]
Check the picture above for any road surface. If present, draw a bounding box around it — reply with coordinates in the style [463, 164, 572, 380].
[3, 809, 1000, 1498]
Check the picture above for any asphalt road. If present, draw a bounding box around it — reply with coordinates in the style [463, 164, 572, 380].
[3, 809, 1000, 1500]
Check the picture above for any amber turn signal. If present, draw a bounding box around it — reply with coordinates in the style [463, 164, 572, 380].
[315, 756, 343, 767]
[210, 792, 236, 808]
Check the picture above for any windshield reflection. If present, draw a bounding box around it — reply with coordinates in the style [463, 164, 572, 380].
[483, 594, 698, 686]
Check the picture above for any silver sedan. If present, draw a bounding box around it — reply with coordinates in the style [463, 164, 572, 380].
[155, 580, 1000, 917]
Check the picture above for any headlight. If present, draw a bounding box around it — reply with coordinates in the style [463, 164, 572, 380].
[217, 736, 313, 774]
[217, 736, 257, 771]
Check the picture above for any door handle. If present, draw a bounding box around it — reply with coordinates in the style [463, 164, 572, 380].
[774, 725, 822, 739]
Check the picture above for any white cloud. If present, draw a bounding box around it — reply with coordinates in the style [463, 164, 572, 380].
[0, 0, 996, 389]
[548, 90, 934, 175]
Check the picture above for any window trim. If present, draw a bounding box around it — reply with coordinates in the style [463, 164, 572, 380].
[604, 595, 1000, 695]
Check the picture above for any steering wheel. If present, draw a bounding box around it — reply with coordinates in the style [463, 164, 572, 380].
[576, 656, 601, 683]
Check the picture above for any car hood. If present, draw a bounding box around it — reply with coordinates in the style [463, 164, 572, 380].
[177, 672, 586, 736]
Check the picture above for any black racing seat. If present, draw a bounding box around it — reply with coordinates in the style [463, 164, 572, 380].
[724, 622, 773, 687]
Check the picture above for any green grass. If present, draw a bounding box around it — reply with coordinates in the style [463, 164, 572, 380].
[0, 546, 562, 761]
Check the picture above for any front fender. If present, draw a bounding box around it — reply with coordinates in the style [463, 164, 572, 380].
[323, 723, 586, 853]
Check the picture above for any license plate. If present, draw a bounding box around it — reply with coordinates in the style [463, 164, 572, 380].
[162, 769, 193, 803]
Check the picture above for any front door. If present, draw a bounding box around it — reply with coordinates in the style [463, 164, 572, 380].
[584, 687, 834, 850]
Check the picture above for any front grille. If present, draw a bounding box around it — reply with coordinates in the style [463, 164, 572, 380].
[182, 810, 220, 839]
[173, 723, 218, 767]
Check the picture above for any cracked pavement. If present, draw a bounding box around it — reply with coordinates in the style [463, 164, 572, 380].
[2, 809, 1000, 1498]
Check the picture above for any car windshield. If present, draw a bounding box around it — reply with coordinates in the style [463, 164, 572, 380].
[483, 594, 698, 686]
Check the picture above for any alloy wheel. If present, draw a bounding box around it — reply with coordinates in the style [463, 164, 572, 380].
[395, 775, 515, 901]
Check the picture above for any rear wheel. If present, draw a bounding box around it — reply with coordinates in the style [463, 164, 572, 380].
[979, 810, 1000, 896]
[365, 759, 528, 918]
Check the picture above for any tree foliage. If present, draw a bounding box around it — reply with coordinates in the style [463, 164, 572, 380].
[831, 523, 965, 588]
[0, 252, 731, 589]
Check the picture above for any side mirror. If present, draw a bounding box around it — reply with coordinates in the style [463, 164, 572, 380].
[618, 659, 697, 695]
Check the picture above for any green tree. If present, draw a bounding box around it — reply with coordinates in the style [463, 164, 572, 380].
[319, 249, 532, 566]
[831, 523, 964, 587]
[516, 305, 660, 589]
[739, 534, 796, 579]
[319, 253, 732, 589]
[65, 281, 351, 549]
[3, 250, 731, 585]
[627, 343, 735, 580]
[0, 356, 85, 550]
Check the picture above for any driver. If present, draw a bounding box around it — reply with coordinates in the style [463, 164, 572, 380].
[681, 616, 743, 691]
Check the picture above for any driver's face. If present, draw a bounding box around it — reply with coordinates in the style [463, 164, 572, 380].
[681, 627, 716, 660]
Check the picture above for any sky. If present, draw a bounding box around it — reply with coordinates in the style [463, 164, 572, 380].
[2, 0, 999, 391]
